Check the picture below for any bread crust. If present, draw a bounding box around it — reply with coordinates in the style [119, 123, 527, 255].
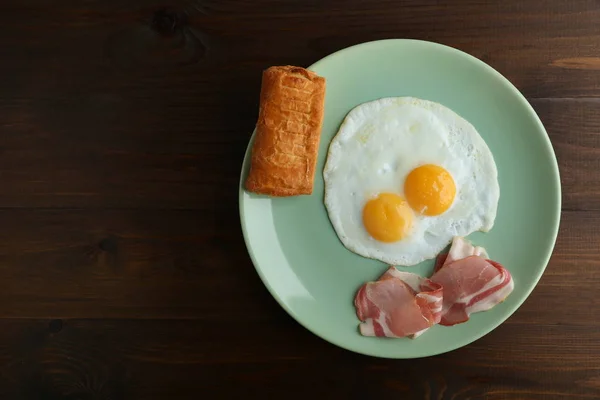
[245, 65, 326, 196]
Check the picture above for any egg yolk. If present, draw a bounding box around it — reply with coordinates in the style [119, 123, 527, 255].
[404, 164, 456, 216]
[362, 193, 413, 243]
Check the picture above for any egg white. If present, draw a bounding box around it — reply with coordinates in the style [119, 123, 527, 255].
[323, 97, 499, 266]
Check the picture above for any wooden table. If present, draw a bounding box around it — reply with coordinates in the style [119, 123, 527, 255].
[0, 1, 597, 398]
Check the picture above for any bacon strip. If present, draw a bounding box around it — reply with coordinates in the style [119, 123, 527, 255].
[433, 236, 489, 273]
[430, 237, 514, 326]
[354, 267, 443, 338]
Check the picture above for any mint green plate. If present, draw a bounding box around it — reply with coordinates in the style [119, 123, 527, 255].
[239, 39, 561, 358]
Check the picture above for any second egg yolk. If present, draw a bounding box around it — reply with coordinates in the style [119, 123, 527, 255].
[404, 164, 456, 216]
[362, 193, 413, 243]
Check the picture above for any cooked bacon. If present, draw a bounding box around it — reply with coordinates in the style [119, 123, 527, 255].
[430, 237, 514, 326]
[354, 267, 443, 338]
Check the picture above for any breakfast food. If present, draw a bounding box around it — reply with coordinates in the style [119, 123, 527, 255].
[354, 237, 514, 338]
[245, 65, 326, 196]
[355, 267, 443, 338]
[323, 97, 499, 266]
[433, 235, 489, 273]
[430, 237, 514, 326]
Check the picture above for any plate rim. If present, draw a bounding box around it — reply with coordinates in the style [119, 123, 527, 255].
[238, 38, 562, 358]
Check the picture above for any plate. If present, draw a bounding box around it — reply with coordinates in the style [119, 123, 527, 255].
[239, 39, 561, 358]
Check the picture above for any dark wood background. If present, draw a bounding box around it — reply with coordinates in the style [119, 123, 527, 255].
[0, 0, 597, 398]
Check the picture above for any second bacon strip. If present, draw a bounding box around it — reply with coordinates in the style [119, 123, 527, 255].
[430, 237, 514, 326]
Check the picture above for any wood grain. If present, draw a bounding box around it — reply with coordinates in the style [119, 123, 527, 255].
[532, 99, 600, 211]
[0, 0, 598, 398]
[0, 1, 598, 208]
[1, 98, 597, 209]
[0, 209, 592, 321]
[0, 318, 599, 399]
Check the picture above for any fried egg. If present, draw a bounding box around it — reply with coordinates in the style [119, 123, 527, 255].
[323, 97, 499, 266]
